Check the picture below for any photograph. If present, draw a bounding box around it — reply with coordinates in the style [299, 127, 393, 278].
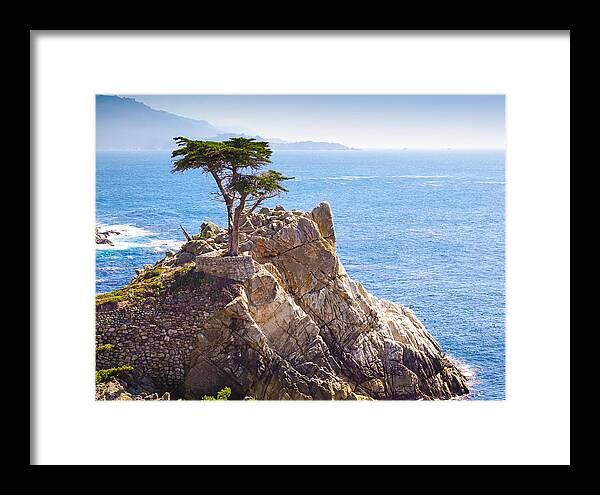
[95, 94, 505, 401]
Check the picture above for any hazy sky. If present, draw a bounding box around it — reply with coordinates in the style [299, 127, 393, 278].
[126, 95, 505, 149]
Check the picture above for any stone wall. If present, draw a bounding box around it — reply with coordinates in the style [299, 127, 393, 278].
[96, 273, 237, 397]
[195, 253, 255, 282]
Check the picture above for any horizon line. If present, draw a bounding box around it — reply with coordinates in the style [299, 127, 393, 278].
[97, 147, 505, 152]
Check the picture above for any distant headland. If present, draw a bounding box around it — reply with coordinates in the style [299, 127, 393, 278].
[96, 95, 354, 151]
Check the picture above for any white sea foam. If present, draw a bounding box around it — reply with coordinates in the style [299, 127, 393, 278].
[328, 175, 379, 180]
[454, 359, 477, 381]
[148, 239, 184, 252]
[449, 356, 477, 385]
[386, 175, 450, 179]
[302, 175, 451, 181]
[96, 223, 182, 252]
[446, 356, 478, 400]
[96, 223, 156, 238]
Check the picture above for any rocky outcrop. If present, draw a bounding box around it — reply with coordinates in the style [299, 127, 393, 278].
[96, 202, 469, 400]
[96, 227, 121, 245]
[96, 377, 171, 400]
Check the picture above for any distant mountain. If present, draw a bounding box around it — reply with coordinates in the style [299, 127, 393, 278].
[96, 95, 221, 150]
[209, 134, 349, 150]
[217, 135, 289, 144]
[210, 132, 265, 142]
[96, 95, 353, 151]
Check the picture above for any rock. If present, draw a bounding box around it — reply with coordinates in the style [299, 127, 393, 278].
[95, 378, 130, 400]
[95, 227, 117, 245]
[183, 239, 214, 255]
[310, 201, 336, 247]
[183, 203, 469, 400]
[175, 252, 195, 265]
[239, 218, 255, 234]
[258, 207, 271, 215]
[274, 204, 285, 211]
[96, 202, 469, 401]
[95, 377, 171, 400]
[200, 221, 221, 238]
[239, 241, 254, 252]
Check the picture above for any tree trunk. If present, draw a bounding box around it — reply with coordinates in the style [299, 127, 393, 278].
[227, 205, 239, 256]
[228, 225, 239, 256]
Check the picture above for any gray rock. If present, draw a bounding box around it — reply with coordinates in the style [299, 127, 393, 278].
[182, 239, 214, 255]
[200, 221, 221, 238]
[175, 252, 195, 265]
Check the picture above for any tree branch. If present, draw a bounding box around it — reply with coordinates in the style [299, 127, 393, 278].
[244, 194, 267, 217]
[210, 170, 232, 205]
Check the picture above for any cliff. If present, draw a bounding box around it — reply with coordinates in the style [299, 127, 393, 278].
[96, 202, 469, 400]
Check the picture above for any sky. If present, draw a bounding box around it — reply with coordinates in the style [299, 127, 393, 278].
[125, 95, 505, 149]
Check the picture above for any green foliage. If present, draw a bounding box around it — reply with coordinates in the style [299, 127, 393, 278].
[95, 365, 134, 384]
[96, 285, 151, 306]
[231, 170, 293, 195]
[171, 136, 293, 255]
[171, 137, 272, 174]
[96, 262, 213, 309]
[170, 264, 208, 291]
[96, 266, 169, 307]
[202, 386, 232, 401]
[139, 266, 167, 280]
[95, 343, 114, 354]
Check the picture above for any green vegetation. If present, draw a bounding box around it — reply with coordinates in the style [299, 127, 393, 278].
[95, 264, 196, 307]
[170, 264, 208, 290]
[95, 343, 114, 354]
[172, 137, 293, 256]
[95, 343, 134, 385]
[202, 386, 232, 400]
[95, 365, 134, 384]
[95, 284, 154, 306]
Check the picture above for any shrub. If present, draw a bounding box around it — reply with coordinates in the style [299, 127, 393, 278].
[202, 386, 232, 400]
[95, 365, 134, 384]
[170, 264, 207, 290]
[95, 343, 114, 354]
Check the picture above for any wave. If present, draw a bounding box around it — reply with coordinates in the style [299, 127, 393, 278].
[446, 357, 478, 400]
[386, 175, 450, 179]
[96, 223, 157, 237]
[97, 266, 129, 272]
[300, 175, 451, 181]
[454, 358, 477, 381]
[300, 175, 379, 181]
[96, 222, 182, 252]
[474, 181, 505, 184]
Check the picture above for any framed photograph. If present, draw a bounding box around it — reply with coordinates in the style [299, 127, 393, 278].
[31, 31, 570, 465]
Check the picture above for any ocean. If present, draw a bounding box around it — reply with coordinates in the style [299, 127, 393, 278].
[96, 149, 505, 400]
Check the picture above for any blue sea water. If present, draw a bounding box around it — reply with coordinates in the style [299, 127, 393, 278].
[96, 149, 505, 400]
